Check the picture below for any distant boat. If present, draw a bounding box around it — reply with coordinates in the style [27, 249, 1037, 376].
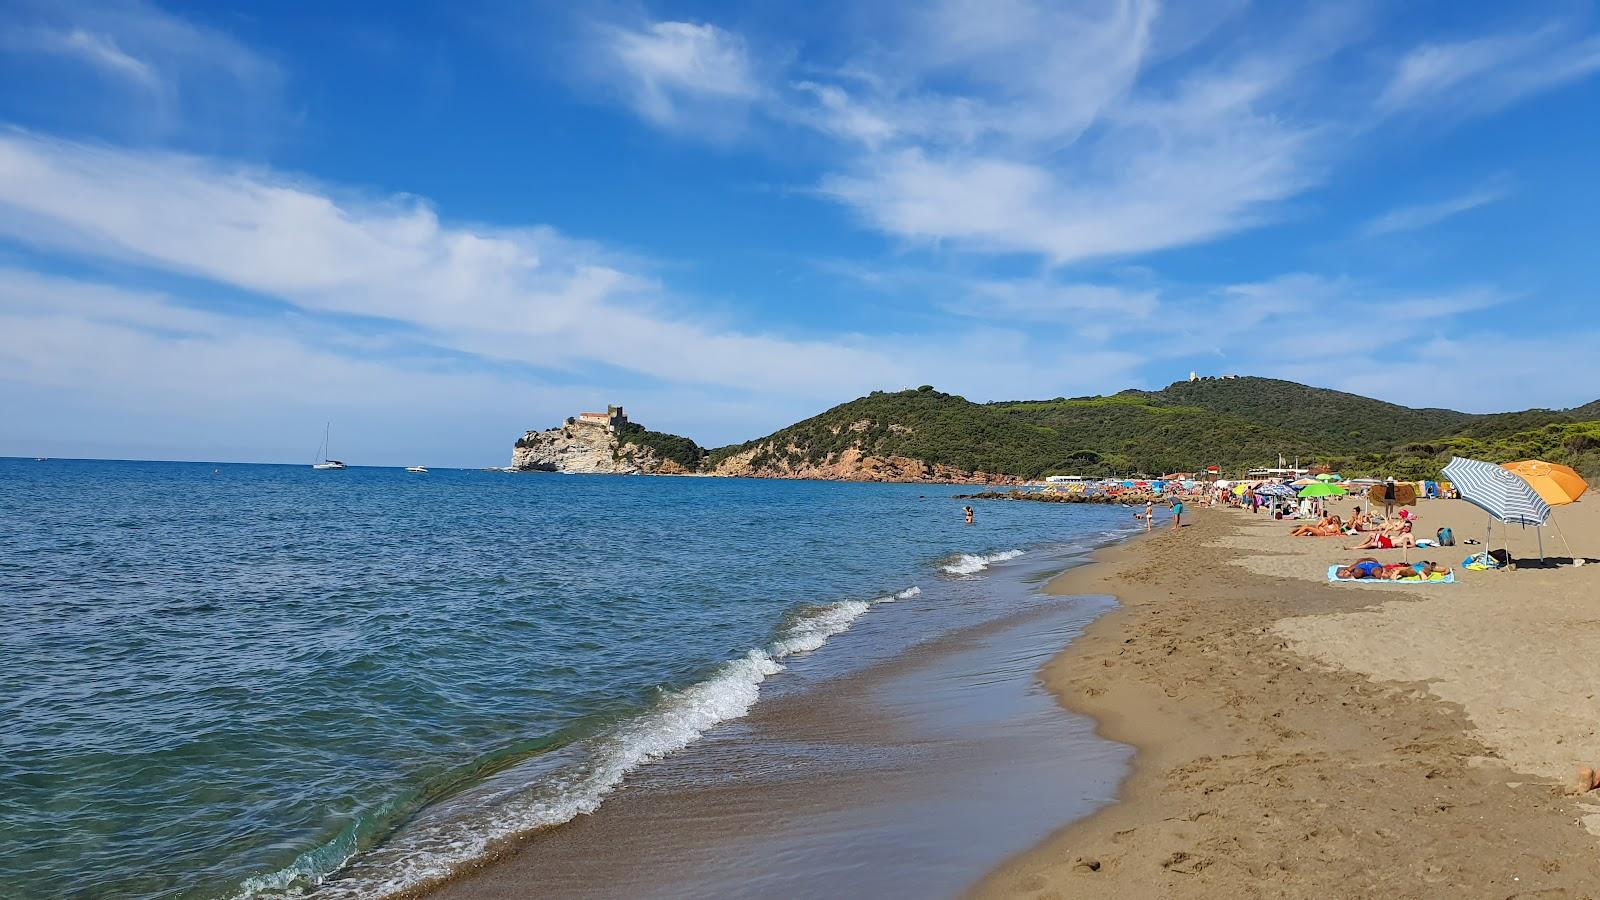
[405, 466, 428, 473]
[311, 423, 346, 470]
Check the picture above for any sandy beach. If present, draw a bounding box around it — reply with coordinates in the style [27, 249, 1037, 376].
[979, 497, 1600, 898]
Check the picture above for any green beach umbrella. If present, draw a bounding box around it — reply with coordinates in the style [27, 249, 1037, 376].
[1314, 473, 1342, 482]
[1298, 482, 1347, 498]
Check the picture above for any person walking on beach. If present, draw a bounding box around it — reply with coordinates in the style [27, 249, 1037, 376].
[1170, 498, 1184, 529]
[1382, 477, 1397, 521]
[963, 505, 974, 525]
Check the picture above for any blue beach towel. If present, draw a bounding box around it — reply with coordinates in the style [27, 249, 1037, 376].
[1327, 564, 1456, 584]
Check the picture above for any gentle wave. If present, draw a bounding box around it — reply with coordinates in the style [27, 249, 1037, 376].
[940, 549, 1024, 575]
[243, 588, 917, 899]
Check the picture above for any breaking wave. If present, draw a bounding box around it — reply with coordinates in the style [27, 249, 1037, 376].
[940, 549, 1024, 576]
[239, 587, 918, 899]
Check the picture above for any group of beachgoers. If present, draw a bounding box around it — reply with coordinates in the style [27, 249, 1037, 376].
[1287, 505, 1423, 549]
[1286, 501, 1457, 580]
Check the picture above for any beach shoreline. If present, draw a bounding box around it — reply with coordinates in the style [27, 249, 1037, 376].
[977, 502, 1600, 898]
[350, 520, 1146, 900]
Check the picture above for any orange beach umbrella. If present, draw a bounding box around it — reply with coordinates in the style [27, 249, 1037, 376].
[1502, 460, 1588, 506]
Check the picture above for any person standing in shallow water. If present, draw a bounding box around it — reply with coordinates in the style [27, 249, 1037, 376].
[1143, 500, 1155, 531]
[964, 505, 974, 525]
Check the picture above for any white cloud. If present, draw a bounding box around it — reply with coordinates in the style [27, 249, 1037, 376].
[1379, 26, 1600, 115]
[1291, 334, 1600, 414]
[41, 27, 159, 88]
[1, 1, 286, 139]
[0, 133, 1164, 452]
[1361, 182, 1510, 236]
[0, 131, 915, 398]
[759, 1, 1324, 264]
[596, 20, 761, 128]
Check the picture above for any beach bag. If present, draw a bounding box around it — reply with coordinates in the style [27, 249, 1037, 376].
[1437, 527, 1455, 547]
[1464, 552, 1498, 570]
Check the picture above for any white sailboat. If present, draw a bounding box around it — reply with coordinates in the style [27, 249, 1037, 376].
[405, 466, 427, 473]
[311, 423, 346, 470]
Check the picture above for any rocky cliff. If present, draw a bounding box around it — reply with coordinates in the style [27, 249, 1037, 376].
[703, 444, 1023, 484]
[511, 423, 679, 475]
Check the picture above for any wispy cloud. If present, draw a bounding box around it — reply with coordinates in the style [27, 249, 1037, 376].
[1379, 25, 1600, 115]
[37, 27, 159, 88]
[0, 0, 286, 141]
[592, 20, 762, 129]
[583, 2, 1345, 266]
[1360, 180, 1511, 236]
[0, 132, 1160, 438]
[0, 131, 907, 397]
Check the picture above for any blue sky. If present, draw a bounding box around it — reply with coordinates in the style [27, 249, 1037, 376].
[1, 0, 1598, 466]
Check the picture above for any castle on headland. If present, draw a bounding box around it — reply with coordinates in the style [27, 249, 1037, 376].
[572, 405, 628, 433]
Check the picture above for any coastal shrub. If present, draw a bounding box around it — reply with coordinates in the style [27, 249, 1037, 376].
[615, 422, 707, 471]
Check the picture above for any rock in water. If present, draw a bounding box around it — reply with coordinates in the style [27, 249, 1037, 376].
[511, 423, 647, 474]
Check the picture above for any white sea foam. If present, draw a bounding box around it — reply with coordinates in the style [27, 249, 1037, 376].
[940, 549, 1024, 575]
[884, 586, 921, 601]
[769, 600, 871, 657]
[250, 590, 915, 899]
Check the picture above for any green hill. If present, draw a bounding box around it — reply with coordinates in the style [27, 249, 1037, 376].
[696, 377, 1600, 480]
[704, 386, 1075, 478]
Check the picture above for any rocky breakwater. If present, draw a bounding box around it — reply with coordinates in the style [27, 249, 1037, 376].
[511, 422, 682, 475]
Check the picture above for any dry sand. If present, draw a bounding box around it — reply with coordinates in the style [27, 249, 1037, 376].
[978, 497, 1600, 898]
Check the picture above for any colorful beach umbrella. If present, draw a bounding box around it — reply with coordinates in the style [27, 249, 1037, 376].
[1443, 457, 1550, 527]
[1314, 473, 1342, 482]
[1297, 482, 1346, 498]
[1502, 460, 1588, 506]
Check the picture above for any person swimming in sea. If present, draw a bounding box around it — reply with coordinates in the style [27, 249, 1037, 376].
[963, 505, 974, 525]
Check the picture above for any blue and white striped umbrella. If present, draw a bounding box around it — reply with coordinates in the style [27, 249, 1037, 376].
[1443, 456, 1551, 527]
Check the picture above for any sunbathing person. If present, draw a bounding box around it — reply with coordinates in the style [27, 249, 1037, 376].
[1379, 560, 1453, 580]
[1345, 508, 1377, 532]
[1347, 522, 1416, 550]
[1336, 557, 1385, 579]
[1290, 515, 1341, 536]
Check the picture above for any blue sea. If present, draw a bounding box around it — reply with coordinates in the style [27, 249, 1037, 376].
[0, 459, 1141, 899]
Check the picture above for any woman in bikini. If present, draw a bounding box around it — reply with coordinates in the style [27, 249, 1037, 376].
[1290, 514, 1341, 537]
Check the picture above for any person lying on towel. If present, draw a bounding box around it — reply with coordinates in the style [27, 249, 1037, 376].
[1336, 558, 1453, 580]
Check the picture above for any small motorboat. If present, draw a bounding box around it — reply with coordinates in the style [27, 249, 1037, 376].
[405, 466, 428, 473]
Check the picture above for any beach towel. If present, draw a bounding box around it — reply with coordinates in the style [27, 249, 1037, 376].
[1327, 564, 1455, 584]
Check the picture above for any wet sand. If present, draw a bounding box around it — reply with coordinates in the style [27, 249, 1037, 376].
[979, 500, 1600, 898]
[422, 550, 1133, 899]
